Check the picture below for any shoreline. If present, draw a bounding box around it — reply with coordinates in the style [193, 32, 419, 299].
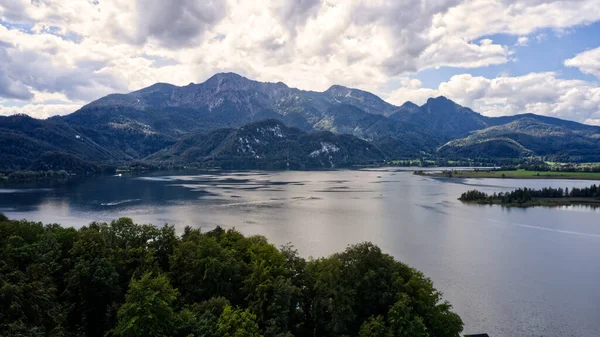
[418, 169, 600, 181]
[460, 197, 600, 208]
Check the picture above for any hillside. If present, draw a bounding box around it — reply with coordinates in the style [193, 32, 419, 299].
[438, 118, 600, 161]
[28, 152, 114, 176]
[437, 137, 534, 159]
[0, 114, 120, 170]
[389, 96, 491, 140]
[148, 119, 387, 169]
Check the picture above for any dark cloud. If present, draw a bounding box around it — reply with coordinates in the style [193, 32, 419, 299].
[134, 0, 227, 48]
[280, 0, 321, 32]
[0, 1, 30, 23]
[261, 38, 286, 52]
[0, 47, 34, 99]
[351, 0, 461, 75]
[0, 44, 127, 101]
[0, 72, 33, 100]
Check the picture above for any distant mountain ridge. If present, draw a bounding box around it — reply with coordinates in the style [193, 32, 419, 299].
[2, 72, 600, 172]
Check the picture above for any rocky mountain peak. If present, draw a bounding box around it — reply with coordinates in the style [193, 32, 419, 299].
[424, 96, 455, 107]
[133, 82, 177, 94]
[324, 84, 350, 95]
[324, 84, 398, 116]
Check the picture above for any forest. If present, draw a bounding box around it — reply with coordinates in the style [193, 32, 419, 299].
[500, 163, 600, 173]
[459, 184, 600, 205]
[0, 214, 463, 337]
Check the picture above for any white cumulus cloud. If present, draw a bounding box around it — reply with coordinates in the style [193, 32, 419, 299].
[565, 47, 600, 78]
[0, 102, 83, 119]
[516, 36, 529, 46]
[0, 0, 599, 122]
[386, 72, 600, 124]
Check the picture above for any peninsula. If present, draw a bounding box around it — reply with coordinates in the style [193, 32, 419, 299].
[458, 185, 600, 207]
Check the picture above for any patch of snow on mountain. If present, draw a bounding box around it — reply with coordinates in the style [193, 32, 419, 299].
[309, 142, 340, 158]
[257, 125, 284, 138]
[237, 137, 257, 156]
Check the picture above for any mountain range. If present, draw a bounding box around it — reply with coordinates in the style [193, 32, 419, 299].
[1, 72, 600, 172]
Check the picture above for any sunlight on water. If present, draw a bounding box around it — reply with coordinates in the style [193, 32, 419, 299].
[1, 169, 599, 337]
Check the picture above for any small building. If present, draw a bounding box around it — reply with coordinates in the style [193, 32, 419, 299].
[465, 334, 490, 337]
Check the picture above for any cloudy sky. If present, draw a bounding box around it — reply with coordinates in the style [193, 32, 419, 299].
[0, 0, 599, 124]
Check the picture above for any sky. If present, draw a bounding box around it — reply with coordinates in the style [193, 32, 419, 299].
[0, 0, 599, 125]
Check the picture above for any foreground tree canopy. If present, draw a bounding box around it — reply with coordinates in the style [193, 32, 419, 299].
[0, 214, 463, 337]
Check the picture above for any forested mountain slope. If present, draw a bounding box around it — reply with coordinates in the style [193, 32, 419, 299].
[438, 118, 600, 161]
[148, 119, 387, 169]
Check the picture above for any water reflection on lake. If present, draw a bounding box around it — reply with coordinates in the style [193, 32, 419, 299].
[1, 168, 599, 337]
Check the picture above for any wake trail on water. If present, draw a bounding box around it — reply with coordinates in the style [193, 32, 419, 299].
[100, 199, 141, 206]
[0, 188, 52, 194]
[487, 219, 600, 238]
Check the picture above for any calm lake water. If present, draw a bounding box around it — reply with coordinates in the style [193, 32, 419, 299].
[1, 168, 599, 337]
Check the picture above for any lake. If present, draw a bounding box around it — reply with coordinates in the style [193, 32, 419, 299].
[1, 168, 599, 337]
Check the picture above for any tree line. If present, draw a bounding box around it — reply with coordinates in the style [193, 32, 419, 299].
[0, 170, 69, 181]
[501, 163, 600, 173]
[459, 184, 600, 204]
[0, 214, 463, 337]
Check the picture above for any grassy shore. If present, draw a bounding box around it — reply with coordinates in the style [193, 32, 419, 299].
[421, 169, 600, 180]
[461, 197, 600, 208]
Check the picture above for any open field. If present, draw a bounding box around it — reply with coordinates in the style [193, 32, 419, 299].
[421, 169, 600, 180]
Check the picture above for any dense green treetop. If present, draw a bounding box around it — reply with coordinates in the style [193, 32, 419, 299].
[459, 184, 600, 204]
[0, 214, 463, 337]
